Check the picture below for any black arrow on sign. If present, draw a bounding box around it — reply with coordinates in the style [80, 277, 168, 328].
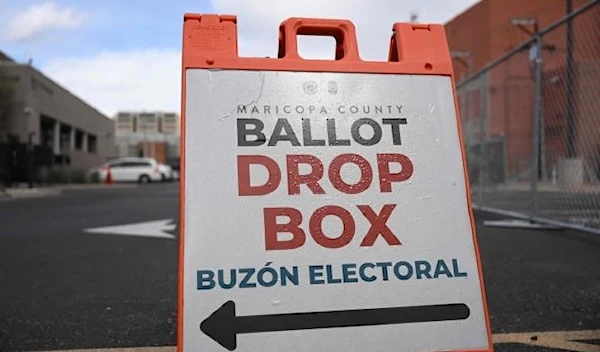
[200, 300, 470, 351]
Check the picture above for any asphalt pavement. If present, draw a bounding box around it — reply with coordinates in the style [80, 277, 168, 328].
[0, 183, 599, 352]
[0, 184, 179, 351]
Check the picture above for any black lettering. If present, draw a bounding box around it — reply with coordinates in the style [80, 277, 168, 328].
[264, 105, 271, 114]
[237, 105, 247, 114]
[376, 262, 392, 281]
[351, 118, 382, 146]
[239, 268, 256, 288]
[251, 106, 259, 114]
[268, 118, 300, 146]
[415, 260, 433, 279]
[375, 105, 383, 114]
[327, 119, 350, 146]
[302, 119, 326, 146]
[382, 118, 407, 145]
[237, 118, 266, 146]
[217, 269, 236, 289]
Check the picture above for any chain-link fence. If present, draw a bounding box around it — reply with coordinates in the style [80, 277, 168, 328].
[456, 0, 600, 234]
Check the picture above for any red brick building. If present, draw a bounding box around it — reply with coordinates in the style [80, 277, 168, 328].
[446, 0, 600, 183]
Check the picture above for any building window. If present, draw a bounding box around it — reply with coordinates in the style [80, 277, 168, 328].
[138, 113, 156, 133]
[158, 117, 163, 133]
[132, 116, 137, 132]
[139, 113, 156, 122]
[118, 113, 131, 122]
[0, 75, 19, 83]
[162, 124, 176, 134]
[59, 125, 71, 152]
[116, 121, 132, 134]
[75, 130, 84, 150]
[164, 113, 177, 122]
[39, 116, 55, 149]
[88, 134, 97, 154]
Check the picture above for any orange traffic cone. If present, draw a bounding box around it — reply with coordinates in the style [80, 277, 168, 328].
[105, 167, 113, 185]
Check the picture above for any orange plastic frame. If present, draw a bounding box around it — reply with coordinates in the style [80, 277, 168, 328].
[178, 14, 494, 352]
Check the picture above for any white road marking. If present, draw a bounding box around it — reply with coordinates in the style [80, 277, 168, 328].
[83, 219, 176, 239]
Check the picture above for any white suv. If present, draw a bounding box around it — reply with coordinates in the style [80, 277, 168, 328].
[95, 157, 172, 183]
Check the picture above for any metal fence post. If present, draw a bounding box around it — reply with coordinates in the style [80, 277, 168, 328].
[478, 76, 486, 205]
[566, 0, 576, 158]
[530, 34, 543, 216]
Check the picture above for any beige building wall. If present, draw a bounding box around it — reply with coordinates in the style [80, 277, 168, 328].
[114, 111, 181, 162]
[1, 61, 115, 170]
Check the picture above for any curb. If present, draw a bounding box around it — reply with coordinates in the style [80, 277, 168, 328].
[3, 188, 63, 200]
[60, 184, 139, 191]
[0, 184, 141, 200]
[0, 182, 160, 200]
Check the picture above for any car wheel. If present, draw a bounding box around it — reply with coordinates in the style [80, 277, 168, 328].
[138, 175, 151, 183]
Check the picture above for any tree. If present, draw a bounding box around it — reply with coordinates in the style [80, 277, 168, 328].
[0, 66, 16, 143]
[0, 66, 16, 191]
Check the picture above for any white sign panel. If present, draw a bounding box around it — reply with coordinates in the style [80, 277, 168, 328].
[182, 69, 490, 352]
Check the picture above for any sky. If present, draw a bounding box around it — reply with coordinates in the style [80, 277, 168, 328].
[0, 0, 480, 118]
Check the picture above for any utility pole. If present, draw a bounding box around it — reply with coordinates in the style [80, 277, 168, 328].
[409, 12, 418, 23]
[452, 50, 479, 197]
[451, 50, 474, 145]
[510, 17, 543, 214]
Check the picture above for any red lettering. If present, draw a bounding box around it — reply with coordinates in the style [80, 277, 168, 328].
[286, 155, 325, 195]
[264, 207, 305, 250]
[377, 153, 413, 192]
[357, 204, 401, 247]
[329, 154, 373, 194]
[264, 204, 401, 250]
[237, 155, 281, 196]
[309, 205, 355, 248]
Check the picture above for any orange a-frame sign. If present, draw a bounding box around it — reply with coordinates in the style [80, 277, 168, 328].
[178, 14, 494, 352]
